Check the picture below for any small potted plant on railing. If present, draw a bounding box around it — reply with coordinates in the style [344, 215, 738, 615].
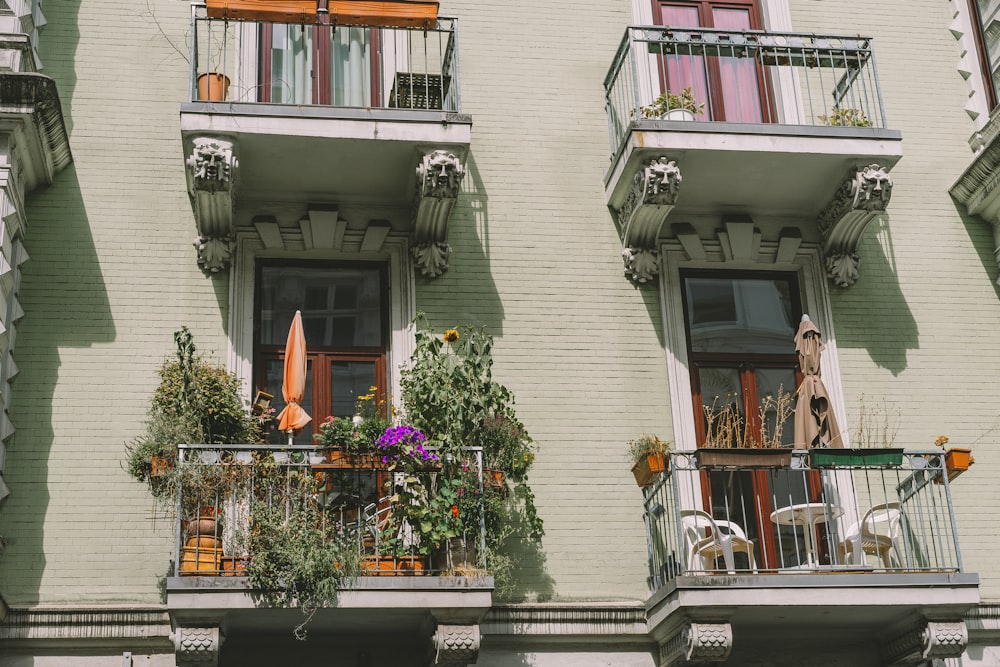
[696, 389, 795, 468]
[934, 435, 974, 482]
[639, 87, 705, 121]
[818, 106, 872, 127]
[628, 434, 671, 488]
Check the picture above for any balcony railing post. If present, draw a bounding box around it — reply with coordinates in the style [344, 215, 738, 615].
[190, 4, 200, 102]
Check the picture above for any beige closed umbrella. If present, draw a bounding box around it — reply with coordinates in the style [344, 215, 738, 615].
[793, 315, 843, 449]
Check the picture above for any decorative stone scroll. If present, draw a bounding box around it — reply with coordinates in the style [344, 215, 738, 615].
[882, 619, 968, 665]
[185, 137, 238, 273]
[412, 149, 466, 278]
[817, 163, 892, 287]
[171, 626, 223, 667]
[617, 157, 682, 283]
[659, 621, 733, 665]
[431, 623, 480, 666]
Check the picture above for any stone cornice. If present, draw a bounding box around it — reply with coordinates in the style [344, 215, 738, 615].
[0, 71, 71, 191]
[0, 606, 172, 646]
[482, 602, 650, 640]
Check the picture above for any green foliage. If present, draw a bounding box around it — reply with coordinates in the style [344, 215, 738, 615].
[313, 416, 357, 449]
[626, 434, 670, 463]
[124, 327, 260, 497]
[247, 465, 361, 640]
[473, 414, 534, 482]
[818, 106, 872, 127]
[640, 87, 705, 118]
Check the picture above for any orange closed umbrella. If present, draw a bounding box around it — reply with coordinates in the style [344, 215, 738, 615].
[276, 310, 311, 439]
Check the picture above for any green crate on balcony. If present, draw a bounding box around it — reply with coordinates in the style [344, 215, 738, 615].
[808, 448, 904, 468]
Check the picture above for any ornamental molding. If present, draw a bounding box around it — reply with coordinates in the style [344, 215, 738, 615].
[659, 622, 733, 666]
[882, 619, 968, 665]
[952, 113, 1000, 286]
[817, 163, 892, 287]
[0, 72, 72, 192]
[185, 136, 238, 273]
[616, 157, 682, 283]
[0, 606, 171, 643]
[482, 602, 648, 638]
[431, 624, 480, 667]
[172, 626, 223, 667]
[412, 149, 466, 278]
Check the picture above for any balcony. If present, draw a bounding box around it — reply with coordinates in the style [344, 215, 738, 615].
[180, 3, 470, 275]
[604, 27, 902, 285]
[641, 450, 978, 665]
[165, 444, 491, 666]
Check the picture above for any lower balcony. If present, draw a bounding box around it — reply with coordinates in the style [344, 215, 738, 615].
[641, 450, 979, 666]
[165, 444, 491, 666]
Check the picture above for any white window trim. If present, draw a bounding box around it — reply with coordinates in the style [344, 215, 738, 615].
[657, 237, 849, 453]
[227, 229, 416, 407]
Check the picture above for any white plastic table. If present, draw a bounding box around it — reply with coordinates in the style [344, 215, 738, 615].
[770, 502, 843, 567]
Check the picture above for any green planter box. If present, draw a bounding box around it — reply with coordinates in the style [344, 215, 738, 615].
[808, 448, 904, 468]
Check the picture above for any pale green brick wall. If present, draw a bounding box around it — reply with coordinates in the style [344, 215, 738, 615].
[416, 1, 668, 600]
[792, 0, 1000, 599]
[0, 0, 230, 603]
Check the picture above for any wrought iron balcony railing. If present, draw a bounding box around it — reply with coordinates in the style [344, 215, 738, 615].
[173, 444, 485, 579]
[188, 3, 460, 111]
[604, 26, 888, 155]
[642, 450, 963, 591]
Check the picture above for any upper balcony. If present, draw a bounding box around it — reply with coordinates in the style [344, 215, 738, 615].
[604, 27, 903, 284]
[165, 444, 491, 665]
[180, 2, 470, 275]
[639, 450, 978, 666]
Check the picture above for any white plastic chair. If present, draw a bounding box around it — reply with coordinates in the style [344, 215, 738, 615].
[680, 509, 757, 574]
[838, 501, 904, 567]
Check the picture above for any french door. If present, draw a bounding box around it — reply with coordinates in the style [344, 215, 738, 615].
[259, 21, 381, 106]
[683, 270, 821, 568]
[653, 0, 772, 122]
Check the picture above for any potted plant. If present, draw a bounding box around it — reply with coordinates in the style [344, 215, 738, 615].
[808, 397, 904, 468]
[639, 87, 705, 121]
[696, 390, 796, 468]
[628, 434, 671, 487]
[817, 106, 872, 127]
[933, 435, 974, 482]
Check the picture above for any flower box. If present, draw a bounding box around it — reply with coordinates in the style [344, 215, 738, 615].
[695, 448, 793, 469]
[945, 448, 973, 481]
[206, 0, 317, 23]
[631, 452, 667, 487]
[361, 555, 427, 576]
[808, 448, 904, 468]
[328, 1, 439, 29]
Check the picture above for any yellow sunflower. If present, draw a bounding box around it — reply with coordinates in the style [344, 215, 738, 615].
[443, 329, 460, 343]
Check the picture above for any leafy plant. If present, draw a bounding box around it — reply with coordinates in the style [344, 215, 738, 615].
[313, 416, 356, 449]
[626, 434, 671, 463]
[639, 87, 705, 118]
[818, 106, 872, 127]
[125, 327, 260, 498]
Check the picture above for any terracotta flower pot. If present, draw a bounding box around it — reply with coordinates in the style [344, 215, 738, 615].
[631, 452, 667, 487]
[197, 73, 230, 101]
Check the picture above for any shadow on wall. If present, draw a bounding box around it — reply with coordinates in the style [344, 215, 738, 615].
[953, 198, 1000, 300]
[413, 151, 505, 333]
[830, 214, 917, 376]
[0, 164, 115, 604]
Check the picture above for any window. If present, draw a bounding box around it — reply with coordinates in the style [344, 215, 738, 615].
[969, 0, 1000, 110]
[255, 261, 388, 444]
[653, 0, 771, 122]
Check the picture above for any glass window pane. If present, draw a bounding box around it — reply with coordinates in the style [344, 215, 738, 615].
[330, 361, 377, 418]
[755, 368, 797, 448]
[259, 266, 383, 348]
[685, 276, 796, 354]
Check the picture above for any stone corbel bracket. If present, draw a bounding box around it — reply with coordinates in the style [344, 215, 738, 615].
[817, 163, 892, 288]
[882, 619, 968, 665]
[431, 623, 481, 666]
[412, 148, 466, 278]
[616, 157, 681, 284]
[186, 136, 238, 273]
[658, 621, 733, 666]
[171, 626, 223, 667]
[951, 118, 1000, 286]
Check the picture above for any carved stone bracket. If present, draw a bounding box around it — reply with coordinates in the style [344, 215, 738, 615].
[882, 619, 968, 665]
[431, 623, 480, 667]
[171, 626, 223, 667]
[659, 621, 733, 666]
[951, 112, 1000, 286]
[817, 163, 892, 288]
[412, 149, 466, 278]
[617, 157, 682, 283]
[185, 137, 238, 273]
